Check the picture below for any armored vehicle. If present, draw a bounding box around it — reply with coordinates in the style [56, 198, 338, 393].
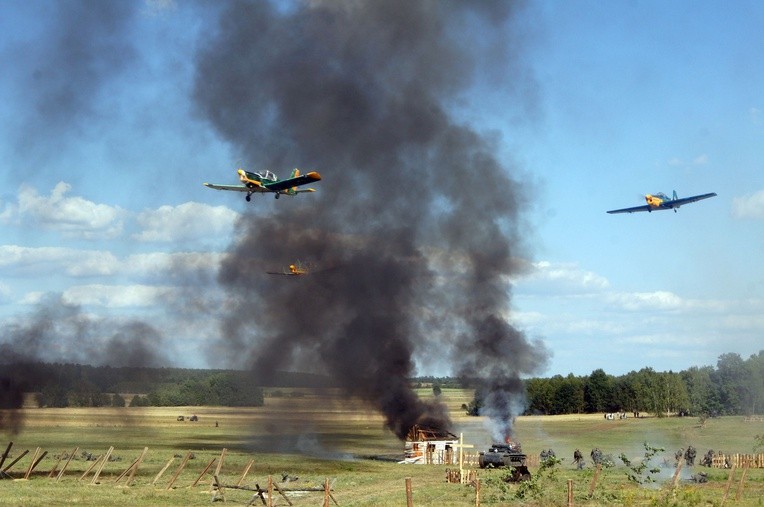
[478, 442, 531, 481]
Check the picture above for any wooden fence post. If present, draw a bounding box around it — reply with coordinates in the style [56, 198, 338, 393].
[152, 457, 174, 486]
[475, 477, 481, 507]
[126, 447, 149, 486]
[26, 448, 47, 480]
[191, 458, 216, 487]
[721, 463, 736, 506]
[405, 477, 413, 507]
[735, 461, 750, 501]
[671, 462, 683, 488]
[90, 446, 114, 484]
[165, 452, 192, 490]
[236, 459, 254, 486]
[588, 464, 601, 498]
[0, 442, 12, 471]
[56, 446, 78, 482]
[567, 478, 574, 507]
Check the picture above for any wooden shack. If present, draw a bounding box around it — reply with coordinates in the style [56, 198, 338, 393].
[403, 425, 459, 465]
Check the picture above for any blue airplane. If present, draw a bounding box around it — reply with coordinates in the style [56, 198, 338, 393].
[607, 190, 717, 214]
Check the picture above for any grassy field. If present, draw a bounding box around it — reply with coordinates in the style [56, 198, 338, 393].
[1, 388, 763, 506]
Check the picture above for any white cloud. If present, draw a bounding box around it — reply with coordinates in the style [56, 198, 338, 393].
[123, 251, 225, 281]
[62, 284, 173, 308]
[2, 182, 125, 239]
[732, 190, 764, 219]
[133, 201, 239, 242]
[516, 261, 610, 295]
[607, 291, 684, 311]
[751, 107, 762, 125]
[667, 154, 709, 167]
[0, 245, 119, 277]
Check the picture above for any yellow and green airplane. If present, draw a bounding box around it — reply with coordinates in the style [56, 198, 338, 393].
[204, 168, 321, 201]
[607, 190, 716, 214]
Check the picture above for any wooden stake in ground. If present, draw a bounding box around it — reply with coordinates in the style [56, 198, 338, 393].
[670, 461, 683, 488]
[79, 455, 104, 482]
[23, 447, 41, 480]
[25, 449, 47, 479]
[48, 451, 65, 478]
[475, 478, 481, 507]
[3, 449, 29, 476]
[0, 442, 13, 471]
[567, 478, 574, 507]
[209, 448, 227, 491]
[0, 443, 12, 480]
[152, 457, 174, 486]
[587, 463, 602, 498]
[165, 452, 192, 490]
[115, 447, 149, 485]
[126, 447, 149, 486]
[90, 446, 114, 485]
[268, 475, 273, 507]
[735, 461, 750, 501]
[191, 458, 216, 487]
[721, 463, 737, 507]
[56, 446, 78, 482]
[236, 459, 254, 486]
[405, 477, 413, 507]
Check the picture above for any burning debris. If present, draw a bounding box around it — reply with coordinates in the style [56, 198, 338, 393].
[196, 0, 548, 446]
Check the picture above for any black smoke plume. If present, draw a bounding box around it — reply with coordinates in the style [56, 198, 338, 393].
[0, 295, 167, 434]
[194, 0, 548, 441]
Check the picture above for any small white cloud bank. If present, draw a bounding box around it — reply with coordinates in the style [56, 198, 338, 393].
[732, 190, 764, 219]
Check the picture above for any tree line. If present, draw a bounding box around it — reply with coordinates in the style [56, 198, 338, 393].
[462, 351, 764, 417]
[4, 363, 264, 408]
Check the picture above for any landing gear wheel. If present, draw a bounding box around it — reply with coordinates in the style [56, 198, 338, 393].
[275, 193, 280, 199]
[246, 195, 251, 202]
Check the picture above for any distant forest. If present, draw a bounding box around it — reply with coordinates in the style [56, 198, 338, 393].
[457, 351, 764, 417]
[3, 350, 762, 415]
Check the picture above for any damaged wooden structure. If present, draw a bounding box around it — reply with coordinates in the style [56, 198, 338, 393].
[402, 425, 459, 465]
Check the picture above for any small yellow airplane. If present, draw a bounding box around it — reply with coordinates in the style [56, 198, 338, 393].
[607, 190, 717, 214]
[266, 261, 311, 276]
[204, 168, 321, 201]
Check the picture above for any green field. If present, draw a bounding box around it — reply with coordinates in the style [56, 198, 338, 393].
[1, 388, 763, 506]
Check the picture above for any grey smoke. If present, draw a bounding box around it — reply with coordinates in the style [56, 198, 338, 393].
[195, 0, 549, 442]
[0, 294, 168, 433]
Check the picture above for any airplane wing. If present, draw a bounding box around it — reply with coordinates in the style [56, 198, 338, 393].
[665, 192, 717, 208]
[203, 183, 250, 192]
[263, 171, 322, 192]
[606, 204, 652, 214]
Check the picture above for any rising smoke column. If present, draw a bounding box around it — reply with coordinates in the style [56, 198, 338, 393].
[195, 0, 548, 441]
[0, 295, 168, 433]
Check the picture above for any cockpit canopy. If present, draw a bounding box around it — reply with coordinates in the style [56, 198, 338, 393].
[255, 170, 278, 182]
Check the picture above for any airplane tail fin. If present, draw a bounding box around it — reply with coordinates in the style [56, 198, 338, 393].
[290, 168, 300, 178]
[673, 190, 678, 200]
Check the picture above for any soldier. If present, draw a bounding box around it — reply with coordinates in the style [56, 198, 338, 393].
[540, 449, 549, 461]
[684, 445, 696, 466]
[573, 449, 584, 469]
[590, 447, 602, 466]
[675, 448, 684, 467]
[701, 449, 714, 467]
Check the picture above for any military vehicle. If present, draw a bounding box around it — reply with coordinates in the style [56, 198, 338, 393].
[478, 442, 531, 481]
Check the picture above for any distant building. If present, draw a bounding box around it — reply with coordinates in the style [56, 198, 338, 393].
[403, 425, 459, 464]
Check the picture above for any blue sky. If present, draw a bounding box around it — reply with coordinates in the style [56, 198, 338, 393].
[1, 1, 762, 377]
